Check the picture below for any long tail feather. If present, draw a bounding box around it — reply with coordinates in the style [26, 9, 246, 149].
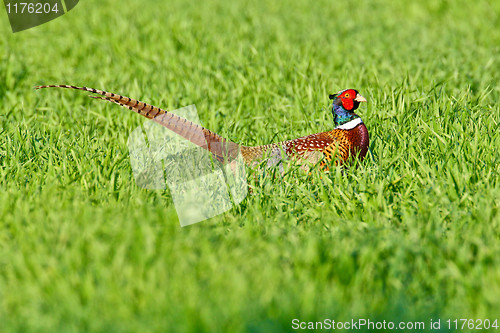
[35, 85, 241, 162]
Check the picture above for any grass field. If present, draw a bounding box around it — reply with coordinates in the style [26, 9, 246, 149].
[1, 0, 499, 331]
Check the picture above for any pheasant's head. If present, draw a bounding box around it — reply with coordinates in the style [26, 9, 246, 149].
[329, 89, 367, 128]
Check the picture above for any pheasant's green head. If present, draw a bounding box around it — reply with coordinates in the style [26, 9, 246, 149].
[329, 89, 367, 128]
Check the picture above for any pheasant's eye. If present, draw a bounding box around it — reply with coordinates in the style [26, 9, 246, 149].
[344, 93, 350, 98]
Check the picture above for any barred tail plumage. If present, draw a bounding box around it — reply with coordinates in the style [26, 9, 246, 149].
[35, 85, 241, 163]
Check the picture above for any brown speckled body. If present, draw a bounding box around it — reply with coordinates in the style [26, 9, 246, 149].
[241, 122, 369, 170]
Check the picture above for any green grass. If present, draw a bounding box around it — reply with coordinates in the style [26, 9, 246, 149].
[1, 0, 499, 331]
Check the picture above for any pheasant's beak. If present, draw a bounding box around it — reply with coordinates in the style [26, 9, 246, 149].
[354, 94, 367, 103]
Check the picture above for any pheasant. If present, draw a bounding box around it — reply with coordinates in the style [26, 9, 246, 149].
[35, 85, 369, 171]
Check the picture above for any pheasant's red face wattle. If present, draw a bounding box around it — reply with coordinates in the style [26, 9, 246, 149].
[337, 89, 358, 111]
[341, 97, 354, 110]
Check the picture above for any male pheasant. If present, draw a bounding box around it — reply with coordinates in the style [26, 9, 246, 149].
[36, 85, 369, 171]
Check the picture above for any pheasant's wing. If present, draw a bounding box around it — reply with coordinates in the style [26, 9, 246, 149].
[284, 129, 350, 170]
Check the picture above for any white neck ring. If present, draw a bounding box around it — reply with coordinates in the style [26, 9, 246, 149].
[335, 118, 363, 130]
